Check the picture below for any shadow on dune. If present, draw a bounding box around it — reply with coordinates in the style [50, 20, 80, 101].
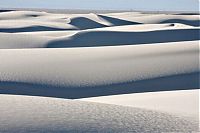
[98, 14, 142, 26]
[25, 14, 41, 17]
[69, 17, 108, 30]
[0, 72, 199, 99]
[68, 15, 141, 30]
[0, 10, 14, 13]
[47, 29, 199, 48]
[0, 26, 76, 33]
[161, 19, 200, 27]
[174, 13, 200, 15]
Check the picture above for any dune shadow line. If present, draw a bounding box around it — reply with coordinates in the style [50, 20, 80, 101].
[0, 10, 14, 13]
[0, 72, 199, 99]
[161, 19, 200, 27]
[68, 15, 142, 30]
[97, 14, 142, 26]
[68, 17, 108, 30]
[47, 29, 200, 48]
[0, 26, 76, 33]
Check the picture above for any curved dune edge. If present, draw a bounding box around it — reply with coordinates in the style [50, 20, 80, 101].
[0, 94, 198, 133]
[47, 28, 199, 48]
[0, 26, 199, 49]
[79, 89, 199, 119]
[0, 72, 198, 99]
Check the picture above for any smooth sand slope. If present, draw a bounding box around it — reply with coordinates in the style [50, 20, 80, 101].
[79, 89, 199, 119]
[0, 10, 199, 132]
[0, 94, 199, 133]
[0, 41, 199, 98]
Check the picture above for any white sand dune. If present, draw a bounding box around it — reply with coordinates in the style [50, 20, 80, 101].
[0, 10, 199, 132]
[0, 11, 48, 20]
[0, 20, 77, 32]
[0, 10, 199, 49]
[0, 25, 199, 49]
[47, 28, 199, 48]
[0, 33, 51, 48]
[0, 41, 199, 98]
[0, 94, 198, 133]
[0, 12, 138, 32]
[105, 12, 200, 26]
[13, 23, 193, 38]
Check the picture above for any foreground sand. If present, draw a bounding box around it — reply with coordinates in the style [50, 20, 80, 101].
[0, 10, 199, 132]
[0, 94, 198, 133]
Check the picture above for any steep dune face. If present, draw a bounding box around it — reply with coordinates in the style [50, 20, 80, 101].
[68, 17, 107, 30]
[97, 14, 141, 26]
[0, 10, 199, 132]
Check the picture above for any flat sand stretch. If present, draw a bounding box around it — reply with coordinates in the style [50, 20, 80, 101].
[0, 10, 199, 132]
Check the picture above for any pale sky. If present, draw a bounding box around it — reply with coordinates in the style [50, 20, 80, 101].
[0, 0, 199, 12]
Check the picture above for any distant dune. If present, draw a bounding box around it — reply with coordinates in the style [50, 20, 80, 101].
[0, 10, 199, 132]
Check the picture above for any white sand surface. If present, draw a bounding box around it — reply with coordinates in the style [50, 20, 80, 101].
[0, 10, 199, 132]
[104, 12, 200, 26]
[0, 41, 199, 99]
[0, 94, 198, 133]
[79, 89, 199, 119]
